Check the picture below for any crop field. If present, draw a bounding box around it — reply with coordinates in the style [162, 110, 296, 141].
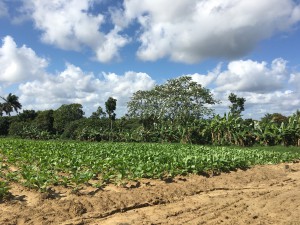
[1, 138, 300, 193]
[1, 138, 300, 224]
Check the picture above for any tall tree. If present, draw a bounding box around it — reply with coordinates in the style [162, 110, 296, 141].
[105, 97, 117, 131]
[53, 103, 84, 134]
[228, 93, 246, 117]
[0, 93, 22, 116]
[127, 76, 217, 127]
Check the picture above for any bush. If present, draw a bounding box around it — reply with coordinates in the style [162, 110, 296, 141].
[0, 117, 10, 136]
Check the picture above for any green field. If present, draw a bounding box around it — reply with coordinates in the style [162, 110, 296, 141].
[1, 138, 300, 195]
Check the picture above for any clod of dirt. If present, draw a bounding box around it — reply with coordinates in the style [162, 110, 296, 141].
[68, 200, 87, 217]
[124, 181, 141, 189]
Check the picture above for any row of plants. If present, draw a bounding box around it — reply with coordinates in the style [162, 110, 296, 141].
[0, 138, 300, 195]
[1, 110, 300, 146]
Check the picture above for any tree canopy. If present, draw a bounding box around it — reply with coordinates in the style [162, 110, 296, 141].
[0, 93, 22, 116]
[53, 103, 84, 134]
[228, 93, 246, 117]
[90, 106, 106, 119]
[105, 97, 117, 121]
[127, 76, 218, 126]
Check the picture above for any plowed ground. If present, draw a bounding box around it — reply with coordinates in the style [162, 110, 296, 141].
[1, 163, 300, 225]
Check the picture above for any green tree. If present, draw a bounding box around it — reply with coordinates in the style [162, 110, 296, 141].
[53, 103, 84, 134]
[18, 110, 37, 122]
[0, 103, 3, 116]
[127, 76, 217, 126]
[0, 117, 10, 136]
[90, 106, 106, 119]
[105, 97, 117, 130]
[0, 93, 22, 116]
[228, 93, 246, 117]
[34, 110, 55, 133]
[261, 113, 288, 125]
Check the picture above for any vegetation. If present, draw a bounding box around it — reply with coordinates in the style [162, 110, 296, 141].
[0, 93, 22, 116]
[105, 97, 117, 140]
[0, 181, 11, 201]
[128, 76, 217, 126]
[0, 138, 299, 193]
[228, 92, 246, 117]
[53, 103, 85, 135]
[0, 76, 299, 197]
[0, 76, 299, 147]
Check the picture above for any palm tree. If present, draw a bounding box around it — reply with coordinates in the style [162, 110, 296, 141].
[0, 93, 22, 116]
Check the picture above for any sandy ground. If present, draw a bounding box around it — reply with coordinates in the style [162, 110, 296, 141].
[1, 162, 300, 225]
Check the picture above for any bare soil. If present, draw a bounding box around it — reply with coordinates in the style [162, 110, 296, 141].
[1, 163, 300, 225]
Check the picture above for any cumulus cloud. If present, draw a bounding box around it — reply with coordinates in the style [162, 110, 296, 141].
[19, 64, 155, 115]
[189, 64, 221, 87]
[215, 58, 288, 92]
[183, 58, 300, 118]
[237, 90, 299, 118]
[0, 36, 48, 84]
[23, 0, 129, 63]
[16, 0, 300, 64]
[121, 0, 300, 63]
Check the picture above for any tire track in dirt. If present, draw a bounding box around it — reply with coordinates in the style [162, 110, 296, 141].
[89, 182, 300, 225]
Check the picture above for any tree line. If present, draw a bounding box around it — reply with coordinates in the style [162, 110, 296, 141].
[0, 76, 299, 146]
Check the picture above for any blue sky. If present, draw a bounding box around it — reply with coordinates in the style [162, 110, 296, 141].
[0, 0, 300, 119]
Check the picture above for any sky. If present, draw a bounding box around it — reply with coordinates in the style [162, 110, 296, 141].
[0, 0, 300, 119]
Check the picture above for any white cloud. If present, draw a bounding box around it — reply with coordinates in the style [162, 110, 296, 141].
[95, 29, 130, 63]
[0, 1, 8, 18]
[23, 0, 129, 63]
[121, 0, 300, 63]
[183, 58, 300, 118]
[0, 36, 48, 84]
[18, 64, 155, 115]
[189, 64, 221, 87]
[16, 0, 300, 64]
[215, 58, 288, 92]
[237, 90, 300, 118]
[289, 72, 300, 89]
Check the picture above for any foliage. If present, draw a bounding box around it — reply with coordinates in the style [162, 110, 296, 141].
[90, 106, 106, 119]
[0, 138, 299, 192]
[0, 181, 11, 200]
[62, 118, 111, 141]
[105, 97, 117, 140]
[228, 93, 246, 117]
[53, 104, 84, 134]
[105, 97, 117, 121]
[18, 110, 38, 122]
[8, 121, 52, 140]
[34, 110, 55, 134]
[0, 117, 10, 136]
[0, 93, 22, 116]
[128, 76, 217, 126]
[261, 113, 288, 126]
[0, 90, 299, 147]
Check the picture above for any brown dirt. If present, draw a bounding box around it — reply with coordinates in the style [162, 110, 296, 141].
[1, 163, 300, 225]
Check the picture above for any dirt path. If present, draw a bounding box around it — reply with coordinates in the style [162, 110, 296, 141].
[1, 163, 300, 225]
